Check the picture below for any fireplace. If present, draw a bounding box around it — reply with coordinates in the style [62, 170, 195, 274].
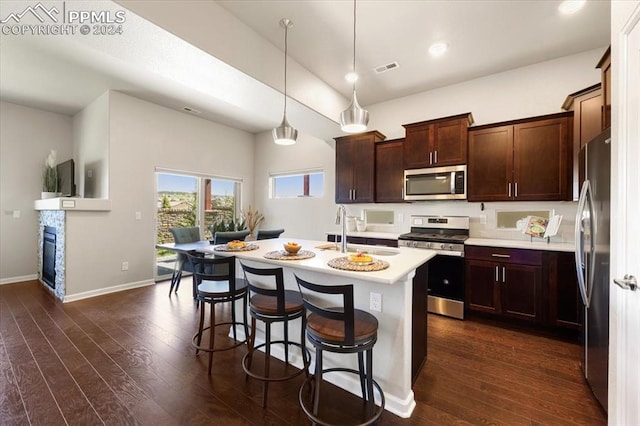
[42, 226, 56, 289]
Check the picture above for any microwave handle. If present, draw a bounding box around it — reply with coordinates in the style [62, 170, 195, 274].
[450, 172, 455, 194]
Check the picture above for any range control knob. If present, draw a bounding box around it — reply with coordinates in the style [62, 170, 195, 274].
[448, 244, 454, 250]
[440, 243, 445, 249]
[426, 242, 431, 249]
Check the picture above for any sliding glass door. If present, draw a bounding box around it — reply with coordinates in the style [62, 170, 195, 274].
[155, 170, 242, 280]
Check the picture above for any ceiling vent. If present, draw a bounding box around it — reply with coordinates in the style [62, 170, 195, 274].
[182, 106, 201, 114]
[374, 61, 400, 74]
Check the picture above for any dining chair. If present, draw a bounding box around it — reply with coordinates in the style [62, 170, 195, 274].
[256, 228, 285, 240]
[213, 230, 251, 244]
[168, 226, 202, 296]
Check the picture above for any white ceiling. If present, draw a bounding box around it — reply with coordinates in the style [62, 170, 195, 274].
[218, 0, 610, 106]
[0, 0, 610, 137]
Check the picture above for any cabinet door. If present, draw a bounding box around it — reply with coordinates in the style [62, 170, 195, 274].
[513, 117, 570, 201]
[403, 125, 431, 169]
[335, 139, 355, 203]
[500, 263, 540, 322]
[467, 126, 513, 202]
[352, 135, 375, 202]
[375, 140, 404, 202]
[549, 252, 582, 329]
[432, 119, 467, 166]
[465, 260, 500, 315]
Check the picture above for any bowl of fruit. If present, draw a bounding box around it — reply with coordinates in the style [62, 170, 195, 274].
[348, 252, 374, 264]
[283, 241, 301, 254]
[227, 240, 247, 249]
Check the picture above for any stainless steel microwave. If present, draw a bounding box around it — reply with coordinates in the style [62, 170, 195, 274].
[404, 165, 467, 201]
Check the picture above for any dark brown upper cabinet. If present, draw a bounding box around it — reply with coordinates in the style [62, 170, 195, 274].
[468, 112, 573, 202]
[335, 131, 386, 204]
[402, 113, 474, 169]
[375, 138, 404, 203]
[562, 83, 602, 199]
[597, 47, 611, 130]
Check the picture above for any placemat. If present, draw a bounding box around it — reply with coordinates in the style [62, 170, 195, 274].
[263, 250, 316, 260]
[327, 257, 390, 272]
[213, 243, 259, 252]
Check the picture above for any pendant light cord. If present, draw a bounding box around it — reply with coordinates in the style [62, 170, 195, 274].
[352, 0, 357, 92]
[283, 21, 288, 116]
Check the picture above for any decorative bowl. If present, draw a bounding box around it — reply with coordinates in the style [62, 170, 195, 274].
[283, 242, 301, 254]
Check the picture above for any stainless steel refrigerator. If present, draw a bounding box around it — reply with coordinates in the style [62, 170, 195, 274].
[574, 127, 610, 412]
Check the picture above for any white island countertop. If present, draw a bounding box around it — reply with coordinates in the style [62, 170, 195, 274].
[465, 237, 575, 252]
[197, 238, 435, 284]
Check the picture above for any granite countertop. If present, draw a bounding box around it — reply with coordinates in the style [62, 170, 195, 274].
[465, 238, 575, 252]
[197, 238, 435, 285]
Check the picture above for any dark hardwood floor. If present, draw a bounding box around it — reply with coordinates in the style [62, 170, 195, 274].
[0, 280, 606, 425]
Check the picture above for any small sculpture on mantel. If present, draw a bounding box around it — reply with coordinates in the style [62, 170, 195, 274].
[41, 149, 58, 199]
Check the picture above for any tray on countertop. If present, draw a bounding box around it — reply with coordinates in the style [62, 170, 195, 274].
[213, 243, 260, 252]
[327, 257, 389, 272]
[263, 250, 316, 260]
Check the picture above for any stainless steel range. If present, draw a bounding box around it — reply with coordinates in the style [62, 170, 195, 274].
[398, 215, 469, 319]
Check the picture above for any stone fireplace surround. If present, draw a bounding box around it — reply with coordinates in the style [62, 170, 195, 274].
[38, 210, 66, 300]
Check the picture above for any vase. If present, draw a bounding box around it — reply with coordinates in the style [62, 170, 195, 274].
[245, 233, 257, 241]
[41, 192, 59, 199]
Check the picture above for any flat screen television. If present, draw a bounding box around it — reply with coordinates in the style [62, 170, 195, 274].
[56, 159, 76, 197]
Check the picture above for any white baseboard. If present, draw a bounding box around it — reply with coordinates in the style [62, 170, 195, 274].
[0, 274, 38, 285]
[63, 279, 155, 303]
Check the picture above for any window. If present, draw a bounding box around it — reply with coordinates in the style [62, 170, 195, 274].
[271, 170, 324, 198]
[155, 170, 242, 278]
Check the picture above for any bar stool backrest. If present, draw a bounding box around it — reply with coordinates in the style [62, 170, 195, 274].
[213, 230, 251, 245]
[295, 275, 356, 345]
[256, 228, 285, 240]
[187, 254, 238, 293]
[240, 263, 286, 315]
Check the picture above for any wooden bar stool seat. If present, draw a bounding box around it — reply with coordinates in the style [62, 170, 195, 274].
[240, 263, 311, 407]
[295, 275, 385, 426]
[188, 254, 249, 375]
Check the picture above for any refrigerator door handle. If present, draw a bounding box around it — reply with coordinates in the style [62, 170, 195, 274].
[575, 181, 590, 306]
[585, 185, 597, 306]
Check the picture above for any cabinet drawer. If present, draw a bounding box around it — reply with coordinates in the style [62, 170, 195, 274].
[465, 246, 542, 266]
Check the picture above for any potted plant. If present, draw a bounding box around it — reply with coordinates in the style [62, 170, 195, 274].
[41, 150, 58, 199]
[242, 205, 264, 240]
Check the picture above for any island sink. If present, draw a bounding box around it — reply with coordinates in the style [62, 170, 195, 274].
[314, 243, 400, 256]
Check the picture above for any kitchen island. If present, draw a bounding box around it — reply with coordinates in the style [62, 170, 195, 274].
[196, 238, 435, 418]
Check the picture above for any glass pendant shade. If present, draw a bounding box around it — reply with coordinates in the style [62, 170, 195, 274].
[273, 115, 298, 145]
[340, 89, 369, 133]
[273, 18, 298, 145]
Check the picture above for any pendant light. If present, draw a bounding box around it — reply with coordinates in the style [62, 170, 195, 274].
[273, 18, 298, 145]
[340, 0, 369, 133]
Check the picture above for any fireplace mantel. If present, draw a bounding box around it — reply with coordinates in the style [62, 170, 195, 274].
[34, 197, 111, 211]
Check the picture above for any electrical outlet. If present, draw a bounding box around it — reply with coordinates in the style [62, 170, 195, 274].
[121, 261, 129, 271]
[135, 211, 142, 220]
[13, 210, 21, 219]
[480, 214, 487, 225]
[370, 292, 382, 312]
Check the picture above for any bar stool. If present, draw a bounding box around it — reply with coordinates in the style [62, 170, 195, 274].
[188, 254, 248, 375]
[295, 275, 385, 426]
[240, 263, 311, 407]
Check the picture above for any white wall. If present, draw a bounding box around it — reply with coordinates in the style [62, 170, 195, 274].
[255, 48, 607, 243]
[367, 48, 607, 138]
[64, 91, 256, 297]
[253, 131, 336, 241]
[0, 101, 73, 283]
[73, 92, 110, 198]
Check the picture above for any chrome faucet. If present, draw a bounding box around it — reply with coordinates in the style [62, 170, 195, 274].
[335, 204, 348, 253]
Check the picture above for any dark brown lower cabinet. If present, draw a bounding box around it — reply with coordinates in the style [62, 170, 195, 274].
[465, 246, 582, 331]
[326, 235, 398, 248]
[548, 251, 583, 329]
[465, 257, 541, 323]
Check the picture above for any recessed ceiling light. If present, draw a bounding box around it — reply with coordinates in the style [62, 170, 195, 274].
[558, 0, 585, 15]
[428, 42, 448, 57]
[345, 71, 358, 83]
